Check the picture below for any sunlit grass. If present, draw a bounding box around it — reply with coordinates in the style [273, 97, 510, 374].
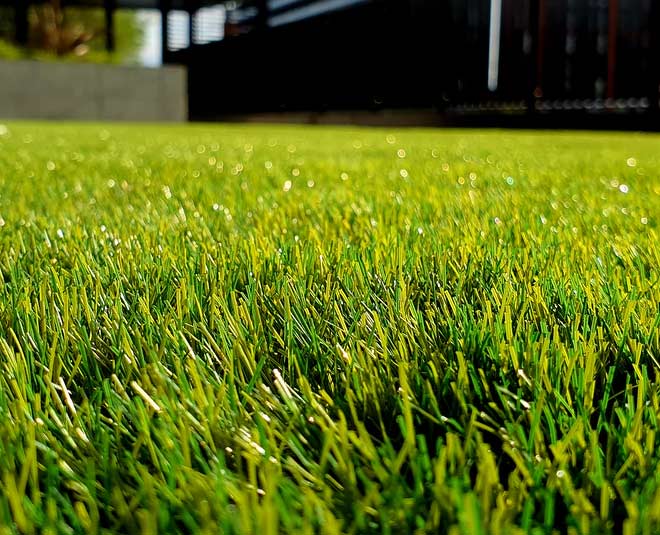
[0, 122, 658, 534]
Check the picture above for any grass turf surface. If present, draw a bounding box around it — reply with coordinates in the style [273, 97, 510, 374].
[0, 122, 658, 534]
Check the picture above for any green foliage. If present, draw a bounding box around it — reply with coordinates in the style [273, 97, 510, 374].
[0, 122, 658, 534]
[0, 8, 142, 64]
[0, 39, 24, 60]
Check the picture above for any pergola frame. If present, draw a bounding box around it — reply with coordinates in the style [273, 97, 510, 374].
[3, 0, 353, 57]
[1, 0, 239, 53]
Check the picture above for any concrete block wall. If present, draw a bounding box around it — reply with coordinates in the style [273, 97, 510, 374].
[0, 61, 187, 122]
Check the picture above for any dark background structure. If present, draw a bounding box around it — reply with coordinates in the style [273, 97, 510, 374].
[2, 0, 659, 127]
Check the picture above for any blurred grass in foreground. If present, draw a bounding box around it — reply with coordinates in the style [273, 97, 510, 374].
[0, 122, 658, 534]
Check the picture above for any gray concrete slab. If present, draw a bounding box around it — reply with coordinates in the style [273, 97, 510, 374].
[0, 60, 187, 122]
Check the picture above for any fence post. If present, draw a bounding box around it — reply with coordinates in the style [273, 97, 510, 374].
[650, 1, 660, 116]
[160, 0, 171, 63]
[607, 0, 618, 99]
[14, 0, 29, 46]
[189, 6, 195, 46]
[526, 0, 539, 114]
[104, 0, 116, 52]
[255, 0, 268, 31]
[536, 0, 546, 99]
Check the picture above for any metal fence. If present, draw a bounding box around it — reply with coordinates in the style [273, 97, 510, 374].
[447, 0, 660, 114]
[174, 0, 660, 121]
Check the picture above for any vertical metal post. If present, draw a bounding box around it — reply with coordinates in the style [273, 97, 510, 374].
[14, 0, 29, 46]
[536, 0, 546, 98]
[104, 0, 116, 53]
[188, 3, 198, 47]
[650, 0, 660, 114]
[189, 10, 194, 46]
[526, 0, 540, 113]
[607, 0, 618, 99]
[160, 0, 170, 63]
[255, 0, 268, 31]
[487, 0, 502, 92]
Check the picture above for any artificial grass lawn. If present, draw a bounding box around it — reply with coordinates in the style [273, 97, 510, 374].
[0, 122, 658, 535]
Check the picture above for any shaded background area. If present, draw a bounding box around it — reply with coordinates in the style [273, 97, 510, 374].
[181, 0, 660, 127]
[173, 0, 660, 126]
[1, 0, 659, 127]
